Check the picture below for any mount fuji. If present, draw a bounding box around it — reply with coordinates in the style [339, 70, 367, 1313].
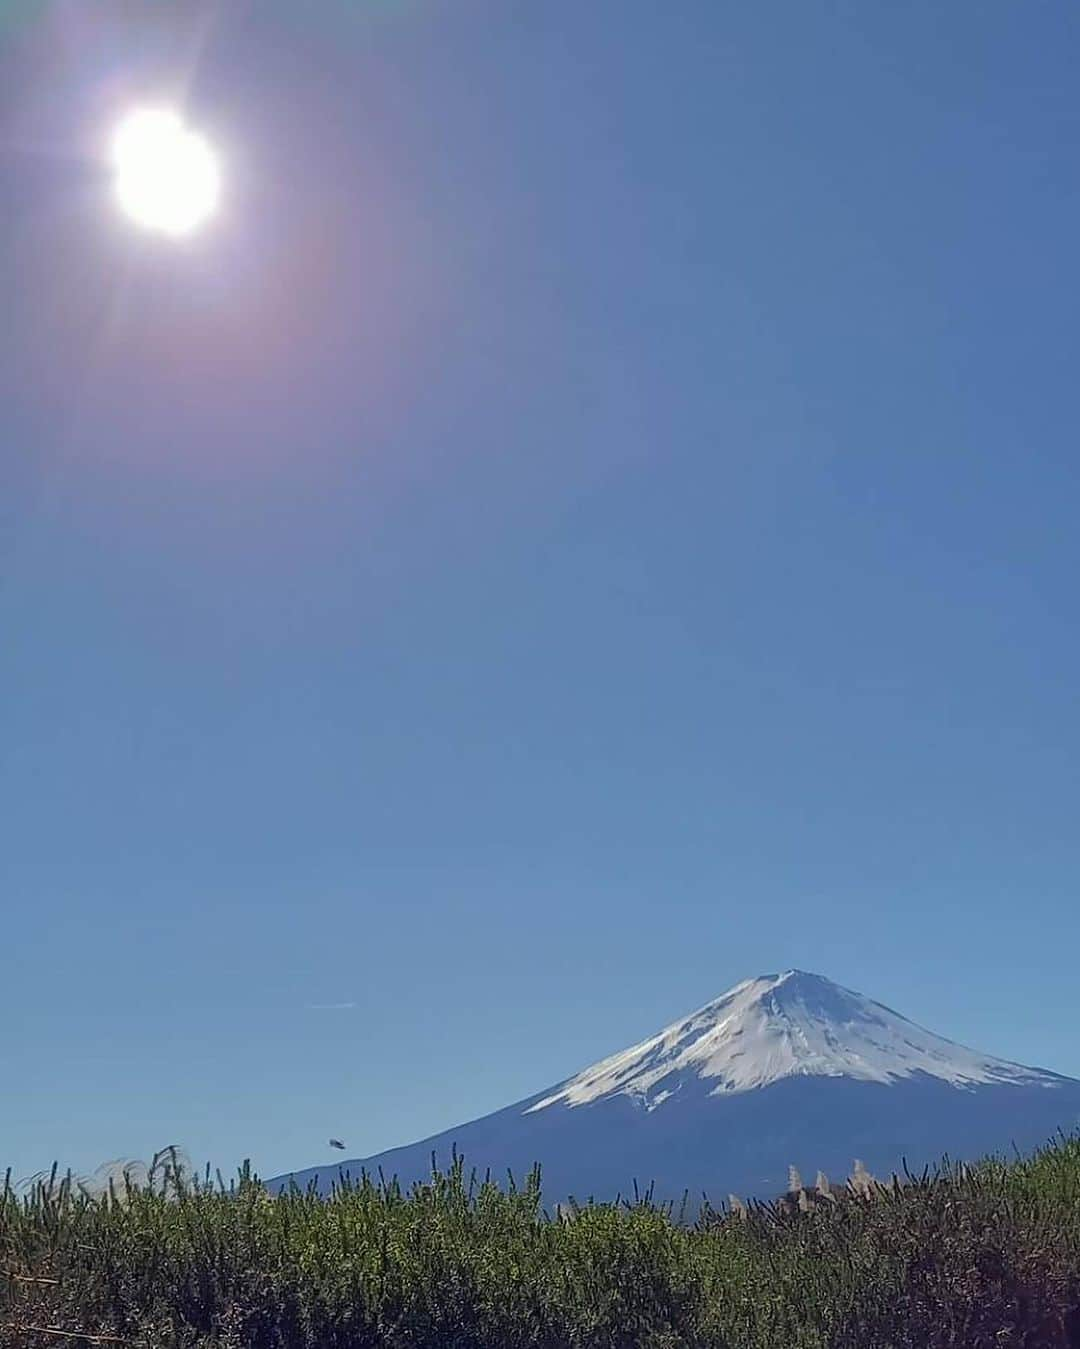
[268, 971, 1080, 1206]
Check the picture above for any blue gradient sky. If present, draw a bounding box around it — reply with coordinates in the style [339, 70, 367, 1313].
[3, 1, 1080, 1183]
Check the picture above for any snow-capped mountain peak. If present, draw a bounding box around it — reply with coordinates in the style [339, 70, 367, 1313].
[270, 967, 1080, 1208]
[526, 970, 1059, 1114]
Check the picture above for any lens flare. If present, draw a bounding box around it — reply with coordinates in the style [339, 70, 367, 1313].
[111, 107, 221, 237]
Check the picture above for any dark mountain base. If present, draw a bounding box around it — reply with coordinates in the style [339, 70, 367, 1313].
[269, 1073, 1080, 1208]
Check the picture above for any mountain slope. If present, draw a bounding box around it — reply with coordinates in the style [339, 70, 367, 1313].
[268, 971, 1080, 1205]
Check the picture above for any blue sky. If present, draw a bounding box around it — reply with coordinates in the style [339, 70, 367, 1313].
[3, 0, 1080, 1184]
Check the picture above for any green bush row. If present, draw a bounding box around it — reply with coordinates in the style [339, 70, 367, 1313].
[4, 1135, 1080, 1348]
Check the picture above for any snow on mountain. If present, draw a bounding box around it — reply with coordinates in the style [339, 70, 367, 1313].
[526, 969, 1059, 1112]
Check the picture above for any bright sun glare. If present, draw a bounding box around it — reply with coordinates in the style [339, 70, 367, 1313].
[110, 107, 221, 237]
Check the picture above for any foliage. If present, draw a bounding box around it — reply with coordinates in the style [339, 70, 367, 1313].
[5, 1136, 1080, 1348]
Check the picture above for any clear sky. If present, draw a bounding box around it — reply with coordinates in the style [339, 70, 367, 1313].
[3, 0, 1080, 1185]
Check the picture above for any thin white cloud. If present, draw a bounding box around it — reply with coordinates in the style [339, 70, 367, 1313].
[306, 1001, 358, 1011]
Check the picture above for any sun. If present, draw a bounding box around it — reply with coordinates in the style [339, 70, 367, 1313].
[110, 107, 221, 237]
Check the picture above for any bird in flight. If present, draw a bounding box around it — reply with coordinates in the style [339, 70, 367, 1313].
[329, 1139, 346, 1150]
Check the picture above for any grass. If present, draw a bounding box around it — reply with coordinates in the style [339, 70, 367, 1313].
[4, 1135, 1080, 1348]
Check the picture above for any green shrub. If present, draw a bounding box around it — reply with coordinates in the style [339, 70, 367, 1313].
[4, 1137, 1080, 1348]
